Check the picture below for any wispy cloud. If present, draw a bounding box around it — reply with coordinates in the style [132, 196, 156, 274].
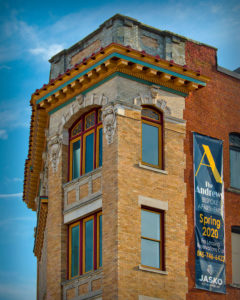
[30, 43, 64, 60]
[0, 129, 8, 140]
[0, 65, 11, 70]
[0, 216, 34, 227]
[0, 192, 22, 198]
[0, 102, 31, 131]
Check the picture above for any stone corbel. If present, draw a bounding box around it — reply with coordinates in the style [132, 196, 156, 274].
[102, 104, 117, 145]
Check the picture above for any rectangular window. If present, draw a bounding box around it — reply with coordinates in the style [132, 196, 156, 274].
[142, 122, 159, 166]
[229, 133, 240, 189]
[83, 216, 94, 273]
[84, 131, 94, 174]
[230, 149, 240, 189]
[141, 107, 163, 169]
[141, 208, 164, 270]
[232, 226, 240, 285]
[72, 139, 81, 179]
[68, 212, 102, 279]
[70, 224, 80, 278]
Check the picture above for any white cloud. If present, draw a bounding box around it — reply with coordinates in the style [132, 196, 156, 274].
[0, 216, 34, 227]
[30, 43, 64, 60]
[0, 103, 31, 130]
[12, 177, 22, 182]
[0, 129, 8, 140]
[0, 192, 22, 198]
[0, 65, 11, 70]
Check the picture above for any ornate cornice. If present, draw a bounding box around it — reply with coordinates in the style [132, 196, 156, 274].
[34, 197, 48, 260]
[23, 43, 210, 210]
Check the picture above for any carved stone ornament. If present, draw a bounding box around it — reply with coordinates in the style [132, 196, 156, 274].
[133, 87, 171, 115]
[102, 104, 116, 145]
[58, 93, 109, 134]
[40, 152, 48, 196]
[48, 134, 63, 173]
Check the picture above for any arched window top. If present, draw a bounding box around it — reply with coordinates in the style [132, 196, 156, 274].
[229, 132, 240, 189]
[69, 107, 102, 180]
[229, 132, 240, 148]
[141, 106, 163, 123]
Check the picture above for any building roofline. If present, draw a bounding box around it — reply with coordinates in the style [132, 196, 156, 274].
[217, 66, 240, 80]
[49, 14, 217, 63]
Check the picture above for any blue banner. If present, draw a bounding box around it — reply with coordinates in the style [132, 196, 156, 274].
[193, 133, 226, 294]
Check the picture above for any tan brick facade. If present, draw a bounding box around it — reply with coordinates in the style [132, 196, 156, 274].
[24, 15, 240, 300]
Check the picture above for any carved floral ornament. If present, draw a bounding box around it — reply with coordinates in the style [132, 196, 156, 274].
[133, 87, 171, 115]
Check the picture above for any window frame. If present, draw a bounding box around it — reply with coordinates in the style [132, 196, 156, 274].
[141, 206, 165, 271]
[69, 108, 102, 181]
[141, 106, 164, 170]
[231, 226, 240, 286]
[229, 132, 240, 189]
[68, 211, 102, 279]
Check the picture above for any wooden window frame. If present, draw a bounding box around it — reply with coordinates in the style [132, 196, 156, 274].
[69, 108, 102, 180]
[141, 206, 165, 271]
[68, 211, 102, 279]
[141, 106, 164, 170]
[229, 132, 240, 189]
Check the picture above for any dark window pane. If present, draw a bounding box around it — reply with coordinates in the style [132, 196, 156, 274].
[141, 238, 160, 268]
[230, 133, 240, 147]
[230, 149, 240, 189]
[72, 140, 80, 179]
[85, 219, 94, 272]
[141, 210, 160, 240]
[85, 133, 94, 173]
[99, 215, 102, 267]
[142, 123, 159, 166]
[71, 225, 79, 277]
[99, 128, 102, 167]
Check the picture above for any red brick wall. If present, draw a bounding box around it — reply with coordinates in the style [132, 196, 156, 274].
[184, 41, 240, 299]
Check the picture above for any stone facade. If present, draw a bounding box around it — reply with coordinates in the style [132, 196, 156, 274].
[23, 14, 240, 300]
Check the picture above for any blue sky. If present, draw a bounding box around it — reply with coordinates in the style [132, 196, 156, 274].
[0, 0, 239, 299]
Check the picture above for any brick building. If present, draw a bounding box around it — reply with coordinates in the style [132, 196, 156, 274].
[23, 14, 240, 300]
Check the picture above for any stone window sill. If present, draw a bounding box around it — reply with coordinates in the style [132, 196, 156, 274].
[229, 283, 240, 289]
[226, 187, 240, 195]
[62, 268, 103, 286]
[138, 162, 168, 174]
[139, 265, 168, 275]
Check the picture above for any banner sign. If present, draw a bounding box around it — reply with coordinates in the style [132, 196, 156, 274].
[193, 133, 226, 293]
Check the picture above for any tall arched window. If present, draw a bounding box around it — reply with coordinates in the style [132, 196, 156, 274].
[141, 106, 163, 169]
[69, 108, 102, 180]
[229, 132, 240, 189]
